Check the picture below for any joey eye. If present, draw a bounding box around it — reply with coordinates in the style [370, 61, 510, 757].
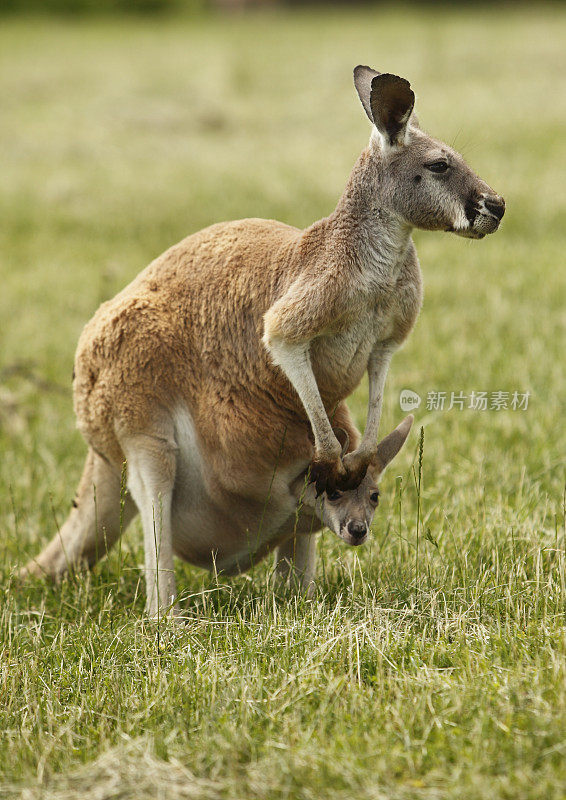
[326, 490, 343, 502]
[369, 490, 380, 504]
[426, 160, 449, 174]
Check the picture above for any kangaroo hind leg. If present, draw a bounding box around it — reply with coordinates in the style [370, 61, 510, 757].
[275, 533, 318, 597]
[21, 448, 137, 580]
[122, 426, 179, 619]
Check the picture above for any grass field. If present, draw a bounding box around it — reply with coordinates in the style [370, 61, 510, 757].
[1, 5, 565, 799]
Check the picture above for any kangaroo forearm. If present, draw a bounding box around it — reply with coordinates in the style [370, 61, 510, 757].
[358, 348, 394, 456]
[264, 336, 341, 460]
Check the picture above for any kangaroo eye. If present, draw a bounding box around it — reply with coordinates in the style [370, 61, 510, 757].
[426, 160, 449, 173]
[326, 490, 343, 502]
[369, 490, 380, 504]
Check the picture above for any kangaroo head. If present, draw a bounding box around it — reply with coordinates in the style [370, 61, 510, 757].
[353, 65, 505, 239]
[302, 415, 413, 546]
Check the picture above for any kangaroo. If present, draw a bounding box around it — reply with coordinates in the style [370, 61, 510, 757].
[21, 66, 504, 616]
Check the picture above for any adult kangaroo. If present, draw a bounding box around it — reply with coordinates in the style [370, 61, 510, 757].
[22, 66, 504, 616]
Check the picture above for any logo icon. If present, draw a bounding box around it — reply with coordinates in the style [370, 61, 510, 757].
[400, 389, 421, 412]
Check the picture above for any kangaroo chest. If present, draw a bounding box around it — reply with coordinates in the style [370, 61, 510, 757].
[310, 293, 400, 400]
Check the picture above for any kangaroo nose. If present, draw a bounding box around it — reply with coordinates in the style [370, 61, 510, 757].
[347, 520, 367, 539]
[484, 195, 505, 221]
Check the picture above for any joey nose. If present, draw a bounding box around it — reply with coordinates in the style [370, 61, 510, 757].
[484, 195, 505, 221]
[347, 520, 367, 539]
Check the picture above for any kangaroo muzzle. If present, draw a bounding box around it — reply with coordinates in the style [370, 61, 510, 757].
[465, 192, 506, 238]
[341, 519, 368, 546]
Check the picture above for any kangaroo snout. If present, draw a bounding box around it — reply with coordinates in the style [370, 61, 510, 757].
[343, 519, 368, 546]
[483, 194, 506, 221]
[463, 191, 505, 238]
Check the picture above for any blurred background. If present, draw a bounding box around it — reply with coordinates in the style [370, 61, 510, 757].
[4, 0, 551, 13]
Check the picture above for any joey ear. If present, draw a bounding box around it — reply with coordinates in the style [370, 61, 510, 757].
[333, 427, 350, 457]
[353, 65, 382, 124]
[370, 73, 415, 147]
[372, 415, 414, 474]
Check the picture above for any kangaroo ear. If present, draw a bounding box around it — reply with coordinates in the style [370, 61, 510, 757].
[353, 65, 382, 124]
[370, 73, 415, 147]
[333, 427, 350, 457]
[372, 415, 414, 474]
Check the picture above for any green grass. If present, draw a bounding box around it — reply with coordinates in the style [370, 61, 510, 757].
[1, 6, 565, 799]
